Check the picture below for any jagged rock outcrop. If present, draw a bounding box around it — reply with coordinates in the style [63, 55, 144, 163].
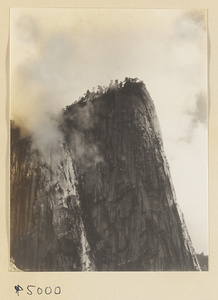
[10, 78, 200, 271]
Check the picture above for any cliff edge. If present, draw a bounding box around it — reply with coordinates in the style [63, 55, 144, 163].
[10, 78, 200, 271]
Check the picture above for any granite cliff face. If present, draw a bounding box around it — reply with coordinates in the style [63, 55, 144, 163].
[10, 78, 200, 271]
[11, 127, 93, 271]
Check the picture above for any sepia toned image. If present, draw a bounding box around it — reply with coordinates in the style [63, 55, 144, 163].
[10, 8, 207, 272]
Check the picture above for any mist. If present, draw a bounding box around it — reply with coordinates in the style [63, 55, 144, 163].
[10, 8, 207, 254]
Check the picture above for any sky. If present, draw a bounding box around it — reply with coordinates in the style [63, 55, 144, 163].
[10, 8, 208, 255]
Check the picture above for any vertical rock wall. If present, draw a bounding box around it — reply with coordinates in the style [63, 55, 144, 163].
[10, 79, 200, 271]
[10, 127, 94, 271]
[63, 80, 200, 271]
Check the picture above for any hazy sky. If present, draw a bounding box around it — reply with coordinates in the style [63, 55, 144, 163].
[10, 8, 208, 254]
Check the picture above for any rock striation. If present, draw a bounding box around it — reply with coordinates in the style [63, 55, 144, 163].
[10, 78, 200, 271]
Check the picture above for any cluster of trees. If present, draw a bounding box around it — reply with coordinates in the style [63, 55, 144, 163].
[64, 77, 143, 112]
[80, 77, 142, 101]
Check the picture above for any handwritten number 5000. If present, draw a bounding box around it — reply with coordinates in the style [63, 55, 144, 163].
[14, 285, 61, 296]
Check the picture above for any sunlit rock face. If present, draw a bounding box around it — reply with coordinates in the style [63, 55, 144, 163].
[10, 78, 200, 271]
[10, 128, 93, 271]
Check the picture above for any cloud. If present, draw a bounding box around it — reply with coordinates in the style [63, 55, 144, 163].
[11, 32, 78, 160]
[174, 10, 206, 40]
[177, 92, 207, 143]
[12, 32, 76, 123]
[18, 33, 75, 96]
[189, 92, 207, 125]
[31, 114, 64, 158]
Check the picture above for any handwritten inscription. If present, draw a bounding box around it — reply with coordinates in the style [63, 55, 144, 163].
[14, 285, 61, 296]
[14, 285, 23, 296]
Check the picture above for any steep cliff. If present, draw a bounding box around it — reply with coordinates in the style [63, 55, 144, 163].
[10, 127, 94, 271]
[10, 78, 200, 271]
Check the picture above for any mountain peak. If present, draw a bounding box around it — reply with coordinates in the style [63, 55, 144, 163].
[10, 78, 200, 271]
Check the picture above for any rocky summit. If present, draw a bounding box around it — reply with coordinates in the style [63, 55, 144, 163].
[10, 78, 200, 271]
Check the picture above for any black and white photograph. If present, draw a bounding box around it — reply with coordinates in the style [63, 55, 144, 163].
[10, 8, 207, 272]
